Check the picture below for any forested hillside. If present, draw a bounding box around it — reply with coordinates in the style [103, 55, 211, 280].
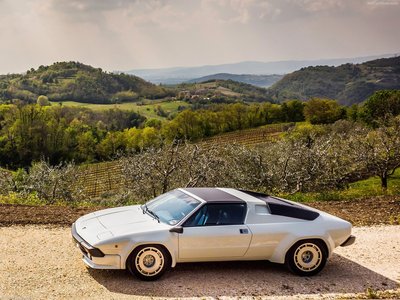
[0, 62, 172, 104]
[266, 56, 400, 105]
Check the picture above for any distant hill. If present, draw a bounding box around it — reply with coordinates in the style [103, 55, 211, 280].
[187, 73, 283, 88]
[126, 54, 397, 84]
[0, 61, 171, 104]
[266, 56, 400, 105]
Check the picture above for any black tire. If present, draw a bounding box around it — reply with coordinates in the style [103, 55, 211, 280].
[285, 239, 328, 276]
[126, 244, 171, 281]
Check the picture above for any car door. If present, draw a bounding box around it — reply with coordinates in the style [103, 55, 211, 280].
[178, 203, 252, 260]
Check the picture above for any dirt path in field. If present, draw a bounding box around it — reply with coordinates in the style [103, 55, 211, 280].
[0, 225, 399, 299]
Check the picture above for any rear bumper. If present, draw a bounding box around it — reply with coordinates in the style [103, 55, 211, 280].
[71, 222, 122, 269]
[340, 235, 356, 247]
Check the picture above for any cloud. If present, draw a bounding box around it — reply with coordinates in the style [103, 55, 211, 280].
[50, 0, 137, 13]
[0, 0, 399, 73]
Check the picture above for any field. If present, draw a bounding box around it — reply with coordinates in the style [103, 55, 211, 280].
[78, 161, 123, 199]
[199, 123, 294, 147]
[50, 100, 190, 119]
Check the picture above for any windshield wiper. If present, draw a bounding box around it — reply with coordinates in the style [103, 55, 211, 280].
[142, 204, 160, 223]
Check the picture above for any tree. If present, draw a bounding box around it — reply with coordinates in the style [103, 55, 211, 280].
[77, 131, 97, 162]
[359, 117, 400, 190]
[281, 100, 305, 122]
[37, 95, 50, 106]
[303, 98, 344, 124]
[361, 90, 400, 126]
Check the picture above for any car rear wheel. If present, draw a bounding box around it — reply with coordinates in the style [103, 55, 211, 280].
[285, 240, 327, 276]
[127, 245, 170, 281]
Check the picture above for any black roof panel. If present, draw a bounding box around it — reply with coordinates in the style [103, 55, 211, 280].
[183, 188, 245, 203]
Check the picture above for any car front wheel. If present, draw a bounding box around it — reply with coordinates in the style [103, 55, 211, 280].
[285, 240, 327, 276]
[127, 245, 170, 281]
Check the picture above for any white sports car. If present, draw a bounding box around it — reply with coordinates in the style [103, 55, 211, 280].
[72, 188, 355, 280]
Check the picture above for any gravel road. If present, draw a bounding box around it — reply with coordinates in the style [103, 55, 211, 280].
[0, 225, 399, 299]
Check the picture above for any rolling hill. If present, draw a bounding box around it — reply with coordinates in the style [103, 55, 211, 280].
[266, 56, 400, 105]
[187, 73, 283, 88]
[126, 54, 397, 84]
[176, 80, 273, 102]
[0, 61, 172, 104]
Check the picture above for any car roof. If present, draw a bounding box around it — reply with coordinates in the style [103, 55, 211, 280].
[181, 188, 246, 203]
[181, 188, 320, 221]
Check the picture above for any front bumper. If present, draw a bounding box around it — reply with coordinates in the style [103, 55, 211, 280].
[71, 222, 105, 257]
[340, 235, 356, 247]
[71, 222, 121, 269]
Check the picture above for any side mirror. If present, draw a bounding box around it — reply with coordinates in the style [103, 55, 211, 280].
[169, 226, 183, 234]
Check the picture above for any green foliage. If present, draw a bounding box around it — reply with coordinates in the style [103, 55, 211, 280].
[37, 95, 50, 106]
[303, 98, 345, 124]
[0, 103, 147, 168]
[0, 192, 45, 206]
[280, 100, 305, 122]
[0, 61, 171, 104]
[162, 102, 288, 141]
[361, 90, 400, 126]
[266, 57, 400, 105]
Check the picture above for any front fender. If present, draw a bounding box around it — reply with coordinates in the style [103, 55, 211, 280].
[120, 231, 179, 269]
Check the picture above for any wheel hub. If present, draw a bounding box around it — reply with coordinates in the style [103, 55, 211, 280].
[302, 251, 313, 263]
[294, 243, 322, 272]
[143, 254, 155, 267]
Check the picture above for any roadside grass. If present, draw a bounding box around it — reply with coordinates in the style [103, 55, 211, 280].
[50, 100, 190, 120]
[284, 169, 400, 202]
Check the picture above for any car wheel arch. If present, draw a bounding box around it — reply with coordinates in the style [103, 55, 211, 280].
[125, 243, 174, 269]
[285, 238, 329, 259]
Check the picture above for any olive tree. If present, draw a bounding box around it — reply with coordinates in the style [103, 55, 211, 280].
[120, 142, 273, 202]
[20, 160, 85, 203]
[358, 117, 400, 190]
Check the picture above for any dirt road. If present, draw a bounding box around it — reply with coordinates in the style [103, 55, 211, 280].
[0, 225, 399, 299]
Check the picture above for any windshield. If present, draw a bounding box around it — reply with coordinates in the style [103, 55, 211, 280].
[144, 190, 201, 225]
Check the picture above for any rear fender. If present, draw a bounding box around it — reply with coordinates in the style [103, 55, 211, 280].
[270, 235, 333, 264]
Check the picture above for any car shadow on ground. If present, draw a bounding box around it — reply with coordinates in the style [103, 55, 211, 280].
[88, 254, 399, 298]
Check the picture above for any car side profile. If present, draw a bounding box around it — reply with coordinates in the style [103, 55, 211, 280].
[72, 188, 355, 280]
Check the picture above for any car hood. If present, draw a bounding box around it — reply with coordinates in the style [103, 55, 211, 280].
[75, 205, 168, 245]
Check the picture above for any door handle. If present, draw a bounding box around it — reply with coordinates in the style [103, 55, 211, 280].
[239, 229, 249, 234]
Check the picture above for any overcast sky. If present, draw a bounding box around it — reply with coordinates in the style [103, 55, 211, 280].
[0, 0, 399, 73]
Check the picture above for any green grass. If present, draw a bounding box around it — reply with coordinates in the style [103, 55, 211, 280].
[50, 100, 190, 120]
[284, 168, 400, 202]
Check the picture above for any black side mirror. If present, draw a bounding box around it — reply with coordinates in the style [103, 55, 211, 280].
[169, 226, 183, 234]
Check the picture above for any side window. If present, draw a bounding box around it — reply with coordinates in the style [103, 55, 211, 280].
[183, 203, 246, 227]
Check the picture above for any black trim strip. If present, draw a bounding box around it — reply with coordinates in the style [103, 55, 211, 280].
[340, 235, 356, 247]
[71, 222, 105, 257]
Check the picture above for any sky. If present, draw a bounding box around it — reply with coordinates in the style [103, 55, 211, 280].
[0, 0, 399, 73]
